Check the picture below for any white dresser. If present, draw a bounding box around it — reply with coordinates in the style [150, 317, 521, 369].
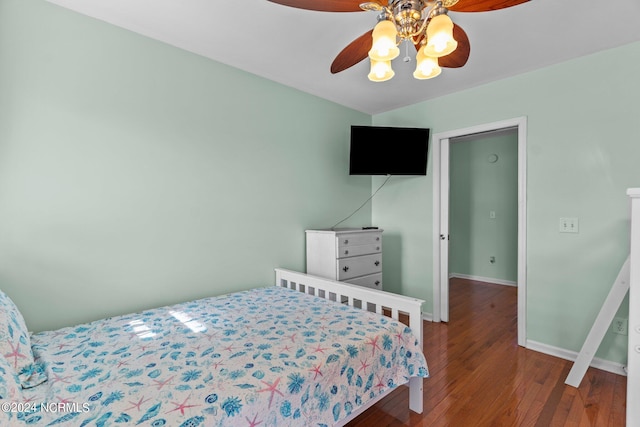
[305, 228, 383, 290]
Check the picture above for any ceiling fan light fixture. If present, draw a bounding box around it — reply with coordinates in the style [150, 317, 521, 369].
[368, 59, 395, 82]
[424, 13, 458, 57]
[368, 20, 400, 61]
[413, 48, 441, 79]
[269, 0, 530, 82]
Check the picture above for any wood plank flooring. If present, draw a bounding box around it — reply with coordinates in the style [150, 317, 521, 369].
[347, 278, 627, 426]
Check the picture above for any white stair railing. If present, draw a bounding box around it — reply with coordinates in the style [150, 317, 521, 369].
[627, 188, 640, 427]
[565, 189, 638, 425]
[565, 257, 629, 387]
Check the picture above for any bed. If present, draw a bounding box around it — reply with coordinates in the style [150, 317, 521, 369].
[0, 269, 428, 426]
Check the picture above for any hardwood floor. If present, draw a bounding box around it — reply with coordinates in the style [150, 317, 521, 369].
[347, 278, 627, 426]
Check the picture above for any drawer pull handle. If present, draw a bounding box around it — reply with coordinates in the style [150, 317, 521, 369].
[375, 281, 380, 286]
[344, 239, 349, 244]
[374, 261, 380, 266]
[376, 246, 380, 251]
[376, 237, 380, 241]
[343, 266, 349, 272]
[344, 250, 349, 255]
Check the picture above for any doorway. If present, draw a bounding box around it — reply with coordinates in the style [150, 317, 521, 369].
[432, 117, 527, 347]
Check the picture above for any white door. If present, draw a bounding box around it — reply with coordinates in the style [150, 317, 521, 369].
[439, 138, 450, 322]
[432, 117, 527, 346]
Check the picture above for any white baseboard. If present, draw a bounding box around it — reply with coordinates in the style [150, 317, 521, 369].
[449, 273, 517, 287]
[526, 339, 627, 377]
[423, 317, 626, 376]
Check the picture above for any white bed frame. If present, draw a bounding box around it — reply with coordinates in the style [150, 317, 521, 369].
[274, 268, 425, 425]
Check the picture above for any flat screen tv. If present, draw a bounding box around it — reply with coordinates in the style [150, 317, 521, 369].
[349, 125, 430, 175]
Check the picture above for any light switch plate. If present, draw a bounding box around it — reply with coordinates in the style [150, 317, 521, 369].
[559, 217, 579, 233]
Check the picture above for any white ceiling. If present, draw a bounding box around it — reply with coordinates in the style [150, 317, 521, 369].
[46, 0, 640, 115]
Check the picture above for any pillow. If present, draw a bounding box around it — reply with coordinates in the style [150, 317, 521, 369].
[0, 289, 47, 388]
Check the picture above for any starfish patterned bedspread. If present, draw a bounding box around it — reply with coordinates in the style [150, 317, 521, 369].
[10, 286, 428, 426]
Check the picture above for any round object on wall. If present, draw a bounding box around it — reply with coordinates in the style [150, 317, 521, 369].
[487, 154, 499, 163]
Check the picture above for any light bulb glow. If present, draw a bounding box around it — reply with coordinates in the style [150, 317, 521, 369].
[413, 48, 441, 80]
[368, 59, 394, 82]
[424, 14, 457, 58]
[368, 20, 400, 61]
[429, 34, 449, 53]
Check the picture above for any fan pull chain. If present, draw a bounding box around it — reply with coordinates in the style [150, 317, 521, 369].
[403, 40, 411, 62]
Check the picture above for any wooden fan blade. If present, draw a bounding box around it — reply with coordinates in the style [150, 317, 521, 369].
[331, 30, 373, 74]
[439, 24, 470, 68]
[267, 0, 385, 12]
[448, 0, 529, 13]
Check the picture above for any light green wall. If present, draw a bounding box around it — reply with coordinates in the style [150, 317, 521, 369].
[449, 131, 518, 282]
[373, 41, 640, 364]
[0, 0, 370, 332]
[1, 0, 636, 368]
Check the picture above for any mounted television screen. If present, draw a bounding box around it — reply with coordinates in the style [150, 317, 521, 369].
[349, 125, 430, 175]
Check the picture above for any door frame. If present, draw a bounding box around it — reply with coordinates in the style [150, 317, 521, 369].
[432, 116, 527, 347]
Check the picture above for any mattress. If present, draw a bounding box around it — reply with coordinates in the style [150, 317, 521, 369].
[9, 286, 428, 426]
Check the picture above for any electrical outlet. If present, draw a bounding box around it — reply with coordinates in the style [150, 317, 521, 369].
[559, 217, 579, 233]
[612, 317, 628, 335]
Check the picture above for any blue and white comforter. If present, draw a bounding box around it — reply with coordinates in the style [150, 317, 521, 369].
[12, 286, 428, 426]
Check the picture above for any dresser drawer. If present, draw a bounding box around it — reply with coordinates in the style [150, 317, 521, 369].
[336, 242, 382, 259]
[336, 232, 382, 249]
[337, 253, 382, 280]
[345, 273, 382, 290]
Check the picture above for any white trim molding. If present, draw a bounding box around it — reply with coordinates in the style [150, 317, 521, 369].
[627, 187, 640, 426]
[449, 273, 517, 287]
[432, 116, 527, 347]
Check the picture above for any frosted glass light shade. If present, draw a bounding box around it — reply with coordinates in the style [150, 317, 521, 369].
[424, 14, 457, 58]
[413, 47, 441, 79]
[368, 59, 394, 82]
[368, 20, 399, 61]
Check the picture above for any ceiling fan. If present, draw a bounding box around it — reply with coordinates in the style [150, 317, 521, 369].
[267, 0, 529, 81]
